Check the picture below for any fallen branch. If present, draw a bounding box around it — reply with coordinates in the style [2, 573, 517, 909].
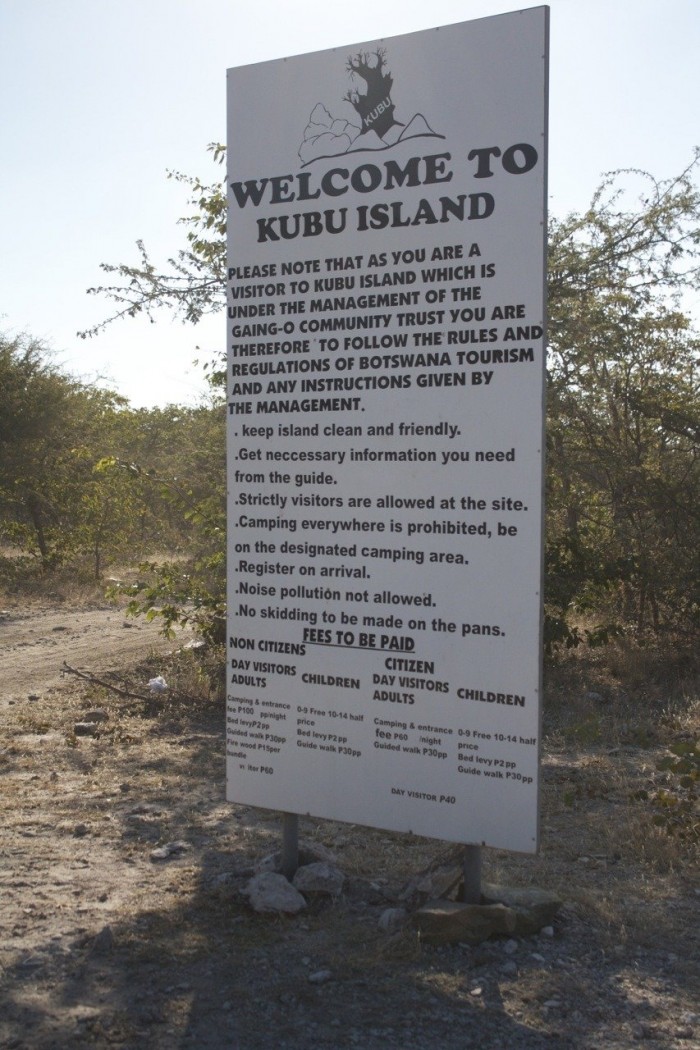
[61, 662, 153, 702]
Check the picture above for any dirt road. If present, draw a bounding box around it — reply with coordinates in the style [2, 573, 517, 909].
[0, 605, 191, 696]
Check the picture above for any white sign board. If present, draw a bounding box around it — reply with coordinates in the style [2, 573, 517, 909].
[226, 7, 548, 852]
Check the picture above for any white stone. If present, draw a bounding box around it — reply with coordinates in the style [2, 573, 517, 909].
[150, 841, 189, 862]
[292, 862, 344, 897]
[378, 908, 408, 932]
[244, 872, 307, 914]
[308, 969, 332, 984]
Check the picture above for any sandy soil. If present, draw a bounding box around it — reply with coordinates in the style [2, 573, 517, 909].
[0, 604, 191, 696]
[0, 604, 698, 1049]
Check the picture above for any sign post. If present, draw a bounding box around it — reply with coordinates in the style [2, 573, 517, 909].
[226, 8, 549, 858]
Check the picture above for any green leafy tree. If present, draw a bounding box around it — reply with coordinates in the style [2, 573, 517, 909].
[80, 143, 227, 356]
[114, 401, 227, 641]
[72, 456, 146, 580]
[0, 333, 131, 570]
[546, 155, 700, 640]
[0, 333, 221, 580]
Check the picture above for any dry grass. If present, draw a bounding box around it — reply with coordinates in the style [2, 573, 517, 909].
[129, 634, 699, 899]
[544, 633, 699, 742]
[541, 634, 699, 908]
[0, 549, 184, 610]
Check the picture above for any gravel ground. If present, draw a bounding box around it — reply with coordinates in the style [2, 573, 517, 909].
[0, 606, 698, 1049]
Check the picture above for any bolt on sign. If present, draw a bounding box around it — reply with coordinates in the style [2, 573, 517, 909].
[226, 7, 549, 853]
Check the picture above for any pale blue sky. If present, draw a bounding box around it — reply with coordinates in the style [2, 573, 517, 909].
[1, 0, 697, 406]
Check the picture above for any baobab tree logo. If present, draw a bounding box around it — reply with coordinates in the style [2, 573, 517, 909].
[344, 48, 399, 140]
[299, 48, 443, 167]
